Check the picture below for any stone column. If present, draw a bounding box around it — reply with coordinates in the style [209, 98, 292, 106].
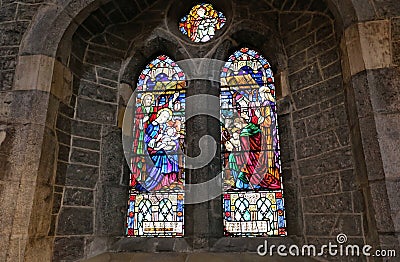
[0, 55, 72, 261]
[341, 19, 400, 251]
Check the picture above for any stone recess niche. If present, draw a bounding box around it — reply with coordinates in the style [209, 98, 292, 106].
[1, 0, 399, 261]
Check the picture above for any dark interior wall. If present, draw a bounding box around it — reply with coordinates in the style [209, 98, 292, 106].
[280, 11, 366, 247]
[44, 0, 366, 260]
[3, 0, 400, 260]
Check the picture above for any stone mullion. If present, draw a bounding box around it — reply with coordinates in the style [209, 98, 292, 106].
[185, 79, 217, 250]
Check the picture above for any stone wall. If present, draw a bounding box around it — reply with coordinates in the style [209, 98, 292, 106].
[0, 0, 399, 261]
[279, 11, 365, 248]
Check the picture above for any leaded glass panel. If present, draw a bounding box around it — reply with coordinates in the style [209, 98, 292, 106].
[220, 48, 286, 237]
[179, 3, 226, 43]
[126, 55, 186, 237]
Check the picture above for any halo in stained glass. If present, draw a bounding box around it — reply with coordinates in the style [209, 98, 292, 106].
[179, 3, 226, 43]
[220, 47, 286, 237]
[125, 55, 186, 237]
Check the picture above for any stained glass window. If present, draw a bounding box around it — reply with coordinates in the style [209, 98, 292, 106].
[179, 3, 226, 43]
[220, 48, 286, 237]
[126, 55, 186, 237]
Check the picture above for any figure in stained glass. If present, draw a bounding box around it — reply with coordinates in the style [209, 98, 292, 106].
[126, 55, 186, 237]
[179, 3, 226, 43]
[221, 48, 286, 236]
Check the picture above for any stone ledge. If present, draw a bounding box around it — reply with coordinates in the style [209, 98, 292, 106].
[84, 251, 318, 262]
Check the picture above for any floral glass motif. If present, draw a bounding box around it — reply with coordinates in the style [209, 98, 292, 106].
[220, 48, 286, 236]
[126, 55, 186, 237]
[179, 3, 226, 43]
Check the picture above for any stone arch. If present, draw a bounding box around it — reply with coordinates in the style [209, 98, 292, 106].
[19, 0, 372, 59]
[8, 0, 398, 260]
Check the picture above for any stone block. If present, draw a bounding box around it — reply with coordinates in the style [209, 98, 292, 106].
[286, 34, 316, 58]
[352, 190, 365, 213]
[374, 0, 400, 17]
[0, 182, 19, 235]
[57, 207, 93, 235]
[293, 119, 307, 139]
[54, 161, 67, 185]
[307, 35, 336, 59]
[56, 113, 71, 134]
[0, 124, 45, 182]
[36, 128, 57, 185]
[72, 136, 100, 151]
[349, 71, 373, 118]
[386, 179, 400, 214]
[85, 50, 122, 71]
[104, 33, 130, 52]
[63, 187, 94, 207]
[288, 63, 322, 92]
[374, 114, 400, 179]
[343, 23, 365, 76]
[76, 97, 117, 125]
[367, 67, 400, 114]
[318, 48, 340, 67]
[16, 3, 40, 21]
[51, 59, 73, 103]
[0, 4, 17, 23]
[393, 40, 400, 65]
[56, 130, 71, 145]
[0, 56, 17, 71]
[27, 184, 53, 237]
[57, 144, 70, 162]
[359, 20, 391, 69]
[14, 55, 54, 92]
[293, 75, 343, 109]
[52, 193, 62, 214]
[301, 172, 341, 196]
[296, 130, 341, 159]
[288, 51, 307, 73]
[340, 169, 358, 191]
[100, 126, 124, 183]
[304, 104, 348, 137]
[71, 119, 102, 140]
[305, 214, 337, 236]
[316, 23, 334, 41]
[331, 214, 363, 236]
[0, 21, 29, 46]
[357, 116, 385, 181]
[88, 43, 125, 59]
[343, 21, 391, 77]
[7, 235, 28, 262]
[369, 180, 395, 233]
[292, 104, 319, 120]
[392, 18, 400, 41]
[23, 237, 52, 262]
[70, 147, 100, 166]
[298, 147, 353, 176]
[65, 163, 99, 189]
[1, 90, 50, 125]
[303, 192, 353, 213]
[284, 21, 312, 47]
[98, 77, 118, 88]
[322, 62, 342, 79]
[95, 185, 127, 236]
[53, 237, 85, 261]
[9, 179, 37, 236]
[79, 80, 117, 103]
[0, 71, 14, 91]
